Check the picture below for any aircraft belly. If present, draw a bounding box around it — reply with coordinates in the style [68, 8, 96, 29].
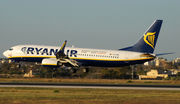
[9, 57, 44, 62]
[74, 58, 153, 67]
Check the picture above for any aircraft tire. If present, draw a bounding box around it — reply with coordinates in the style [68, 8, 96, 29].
[70, 69, 76, 73]
[57, 61, 62, 67]
[83, 68, 89, 73]
[17, 64, 21, 68]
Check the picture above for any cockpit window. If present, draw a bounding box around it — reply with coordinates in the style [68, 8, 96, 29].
[9, 48, 13, 51]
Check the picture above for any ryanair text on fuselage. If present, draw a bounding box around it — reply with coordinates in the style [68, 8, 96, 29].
[21, 47, 78, 57]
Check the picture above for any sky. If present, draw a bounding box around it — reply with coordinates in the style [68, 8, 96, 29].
[0, 0, 180, 61]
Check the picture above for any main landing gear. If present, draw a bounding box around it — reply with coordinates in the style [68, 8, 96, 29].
[69, 67, 89, 73]
[70, 68, 77, 73]
[82, 68, 89, 73]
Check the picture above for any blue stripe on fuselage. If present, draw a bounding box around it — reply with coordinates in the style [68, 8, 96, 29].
[9, 57, 44, 62]
[9, 57, 153, 67]
[73, 58, 153, 67]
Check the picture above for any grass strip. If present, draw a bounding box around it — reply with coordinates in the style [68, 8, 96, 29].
[0, 87, 180, 104]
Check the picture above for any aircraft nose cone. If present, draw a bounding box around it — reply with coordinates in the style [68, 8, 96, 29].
[3, 51, 8, 58]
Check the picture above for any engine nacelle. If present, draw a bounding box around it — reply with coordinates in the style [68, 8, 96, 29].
[42, 58, 60, 67]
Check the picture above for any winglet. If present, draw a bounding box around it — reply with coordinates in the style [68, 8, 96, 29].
[56, 40, 67, 59]
[59, 40, 67, 53]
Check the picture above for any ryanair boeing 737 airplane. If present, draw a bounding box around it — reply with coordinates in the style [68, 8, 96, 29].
[3, 20, 170, 73]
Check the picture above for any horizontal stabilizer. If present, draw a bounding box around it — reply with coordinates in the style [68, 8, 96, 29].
[155, 52, 175, 56]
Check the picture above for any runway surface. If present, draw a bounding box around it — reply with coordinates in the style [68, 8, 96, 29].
[0, 82, 180, 90]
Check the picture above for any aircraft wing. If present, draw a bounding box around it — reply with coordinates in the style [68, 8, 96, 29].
[56, 40, 79, 67]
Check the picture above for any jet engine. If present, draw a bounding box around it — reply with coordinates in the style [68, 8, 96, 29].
[42, 58, 60, 67]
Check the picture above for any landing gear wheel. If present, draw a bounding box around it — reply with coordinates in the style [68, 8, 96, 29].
[83, 68, 89, 73]
[57, 61, 62, 67]
[17, 64, 21, 68]
[70, 68, 77, 73]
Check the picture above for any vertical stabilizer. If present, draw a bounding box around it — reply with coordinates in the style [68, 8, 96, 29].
[119, 20, 163, 53]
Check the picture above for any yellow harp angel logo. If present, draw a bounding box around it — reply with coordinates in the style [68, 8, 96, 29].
[143, 32, 156, 49]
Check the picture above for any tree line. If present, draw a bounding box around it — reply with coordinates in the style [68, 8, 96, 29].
[0, 62, 133, 79]
[0, 61, 179, 79]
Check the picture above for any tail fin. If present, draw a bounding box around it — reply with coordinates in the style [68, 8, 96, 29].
[119, 20, 163, 53]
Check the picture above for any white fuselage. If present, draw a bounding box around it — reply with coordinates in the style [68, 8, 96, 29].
[3, 45, 155, 67]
